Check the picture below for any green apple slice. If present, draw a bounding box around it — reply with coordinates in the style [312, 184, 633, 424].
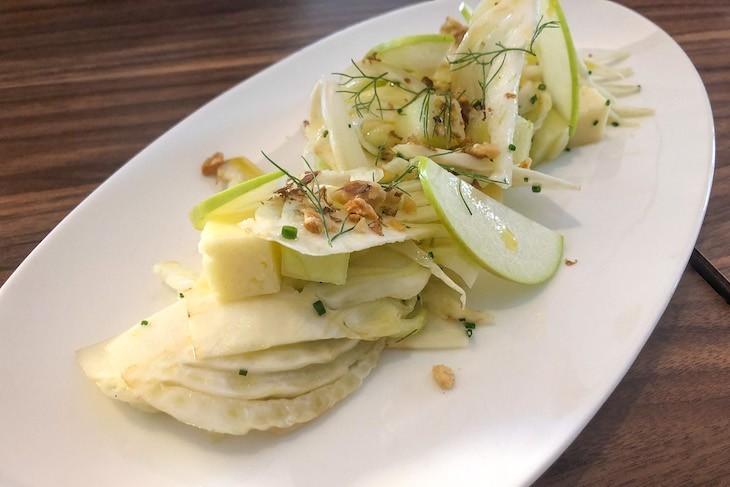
[189, 170, 284, 230]
[366, 34, 454, 76]
[533, 0, 580, 136]
[417, 157, 563, 284]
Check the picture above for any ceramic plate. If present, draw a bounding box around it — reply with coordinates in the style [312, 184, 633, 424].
[0, 1, 713, 485]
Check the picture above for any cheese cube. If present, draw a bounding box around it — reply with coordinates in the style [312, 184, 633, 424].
[570, 85, 610, 147]
[199, 220, 280, 301]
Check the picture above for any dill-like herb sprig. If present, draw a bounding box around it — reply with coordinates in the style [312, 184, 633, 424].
[450, 17, 559, 104]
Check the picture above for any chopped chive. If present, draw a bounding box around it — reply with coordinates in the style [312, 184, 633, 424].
[464, 322, 476, 329]
[565, 147, 571, 152]
[427, 251, 435, 259]
[530, 94, 538, 104]
[508, 144, 516, 151]
[313, 300, 326, 316]
[588, 70, 593, 75]
[605, 99, 611, 106]
[611, 121, 620, 127]
[523, 177, 529, 183]
[322, 129, 329, 138]
[238, 369, 248, 376]
[592, 119, 599, 126]
[178, 292, 185, 299]
[281, 225, 298, 240]
[140, 320, 149, 326]
[532, 185, 542, 193]
[538, 83, 546, 91]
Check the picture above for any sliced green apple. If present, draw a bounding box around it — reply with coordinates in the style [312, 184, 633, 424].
[417, 157, 563, 284]
[189, 170, 284, 230]
[366, 34, 454, 76]
[533, 0, 580, 136]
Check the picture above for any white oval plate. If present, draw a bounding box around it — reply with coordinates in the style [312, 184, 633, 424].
[0, 1, 714, 485]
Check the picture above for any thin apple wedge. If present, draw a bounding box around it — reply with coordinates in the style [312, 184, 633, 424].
[365, 34, 454, 76]
[534, 0, 580, 136]
[189, 170, 284, 230]
[418, 157, 563, 284]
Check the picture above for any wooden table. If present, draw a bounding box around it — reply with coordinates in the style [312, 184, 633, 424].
[1, 1, 728, 485]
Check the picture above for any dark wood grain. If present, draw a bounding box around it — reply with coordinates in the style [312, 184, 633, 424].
[1, 1, 728, 485]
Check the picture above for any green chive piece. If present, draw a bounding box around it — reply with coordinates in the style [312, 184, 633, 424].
[611, 121, 620, 127]
[313, 300, 326, 316]
[605, 99, 611, 106]
[508, 144, 516, 151]
[532, 185, 542, 193]
[322, 129, 329, 138]
[530, 94, 538, 104]
[427, 251, 435, 259]
[523, 177, 529, 183]
[178, 292, 185, 299]
[140, 320, 149, 326]
[538, 83, 546, 90]
[592, 119, 599, 126]
[238, 369, 248, 376]
[281, 225, 298, 240]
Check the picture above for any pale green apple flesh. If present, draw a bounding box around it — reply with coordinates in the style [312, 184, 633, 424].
[418, 157, 563, 284]
[366, 34, 454, 76]
[189, 170, 284, 230]
[534, 0, 580, 136]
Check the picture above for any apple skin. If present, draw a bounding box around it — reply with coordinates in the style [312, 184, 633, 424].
[366, 34, 453, 76]
[418, 157, 563, 285]
[535, 0, 580, 136]
[189, 170, 284, 230]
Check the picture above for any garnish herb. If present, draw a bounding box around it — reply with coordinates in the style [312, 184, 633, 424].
[592, 119, 599, 126]
[457, 180, 473, 215]
[140, 320, 149, 326]
[531, 185, 542, 193]
[263, 152, 334, 244]
[463, 321, 476, 337]
[393, 328, 419, 343]
[281, 225, 298, 240]
[238, 369, 248, 376]
[538, 83, 546, 91]
[508, 144, 517, 151]
[449, 17, 559, 105]
[530, 94, 538, 104]
[313, 300, 327, 316]
[179, 292, 185, 299]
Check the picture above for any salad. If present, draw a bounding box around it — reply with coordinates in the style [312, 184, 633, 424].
[77, 0, 649, 435]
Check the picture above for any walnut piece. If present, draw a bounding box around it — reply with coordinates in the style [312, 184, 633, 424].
[432, 364, 455, 390]
[201, 152, 225, 176]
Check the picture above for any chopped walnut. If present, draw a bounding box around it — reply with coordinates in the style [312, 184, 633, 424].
[565, 259, 578, 266]
[440, 16, 467, 44]
[344, 197, 379, 221]
[382, 217, 406, 232]
[301, 208, 323, 234]
[400, 194, 417, 214]
[464, 142, 501, 159]
[368, 220, 384, 236]
[201, 152, 225, 176]
[505, 92, 517, 99]
[518, 157, 532, 169]
[332, 181, 386, 209]
[432, 364, 455, 390]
